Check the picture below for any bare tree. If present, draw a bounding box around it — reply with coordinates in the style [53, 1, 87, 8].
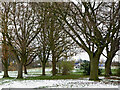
[30, 3, 51, 76]
[0, 2, 11, 78]
[55, 2, 119, 80]
[37, 29, 50, 76]
[48, 3, 76, 76]
[33, 3, 76, 76]
[4, 2, 40, 78]
[103, 2, 120, 77]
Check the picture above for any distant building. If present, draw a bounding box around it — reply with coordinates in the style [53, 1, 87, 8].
[75, 62, 80, 69]
[74, 59, 89, 69]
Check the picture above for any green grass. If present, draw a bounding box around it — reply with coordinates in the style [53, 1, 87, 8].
[24, 74, 89, 80]
[0, 74, 89, 81]
[0, 68, 118, 81]
[0, 77, 15, 80]
[23, 68, 118, 80]
[111, 69, 118, 75]
[99, 69, 118, 76]
[71, 72, 83, 75]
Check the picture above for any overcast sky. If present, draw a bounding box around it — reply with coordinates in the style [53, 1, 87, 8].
[72, 51, 119, 62]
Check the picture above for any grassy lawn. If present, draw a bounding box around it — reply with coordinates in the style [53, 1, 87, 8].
[24, 74, 89, 80]
[17, 68, 118, 80]
[0, 67, 118, 81]
[100, 69, 118, 75]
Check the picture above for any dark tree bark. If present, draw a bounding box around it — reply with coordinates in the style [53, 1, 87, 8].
[42, 61, 46, 76]
[24, 65, 27, 74]
[89, 49, 103, 80]
[3, 62, 9, 78]
[105, 58, 112, 77]
[17, 63, 23, 79]
[52, 54, 57, 76]
[104, 38, 119, 77]
[2, 47, 9, 78]
[105, 48, 118, 77]
[90, 56, 99, 80]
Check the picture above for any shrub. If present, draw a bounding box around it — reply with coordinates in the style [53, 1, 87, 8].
[80, 60, 90, 75]
[117, 67, 120, 76]
[98, 69, 102, 75]
[60, 61, 74, 75]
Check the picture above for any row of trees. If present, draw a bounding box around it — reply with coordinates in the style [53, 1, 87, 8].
[54, 2, 119, 80]
[0, 2, 76, 78]
[0, 2, 119, 80]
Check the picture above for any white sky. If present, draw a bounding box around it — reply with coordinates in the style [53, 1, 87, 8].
[72, 51, 119, 62]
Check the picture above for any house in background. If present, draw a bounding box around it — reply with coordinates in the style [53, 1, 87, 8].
[99, 60, 105, 68]
[74, 59, 89, 69]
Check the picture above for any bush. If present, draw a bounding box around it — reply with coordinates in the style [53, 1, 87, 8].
[59, 61, 74, 75]
[98, 69, 102, 75]
[117, 67, 120, 76]
[80, 60, 102, 75]
[80, 60, 90, 75]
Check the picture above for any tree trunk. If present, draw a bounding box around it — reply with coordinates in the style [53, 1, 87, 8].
[52, 55, 57, 76]
[24, 65, 27, 74]
[89, 56, 99, 80]
[3, 64, 9, 78]
[17, 63, 23, 79]
[105, 58, 112, 77]
[42, 62, 46, 76]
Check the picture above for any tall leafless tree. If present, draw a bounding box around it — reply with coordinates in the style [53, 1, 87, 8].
[4, 2, 40, 78]
[0, 2, 11, 78]
[55, 2, 119, 80]
[103, 2, 120, 77]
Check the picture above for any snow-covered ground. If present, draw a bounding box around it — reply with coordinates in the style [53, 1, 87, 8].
[0, 78, 118, 89]
[0, 68, 119, 90]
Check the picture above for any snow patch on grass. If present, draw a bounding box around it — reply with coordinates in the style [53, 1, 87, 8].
[0, 78, 118, 90]
[0, 69, 119, 89]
